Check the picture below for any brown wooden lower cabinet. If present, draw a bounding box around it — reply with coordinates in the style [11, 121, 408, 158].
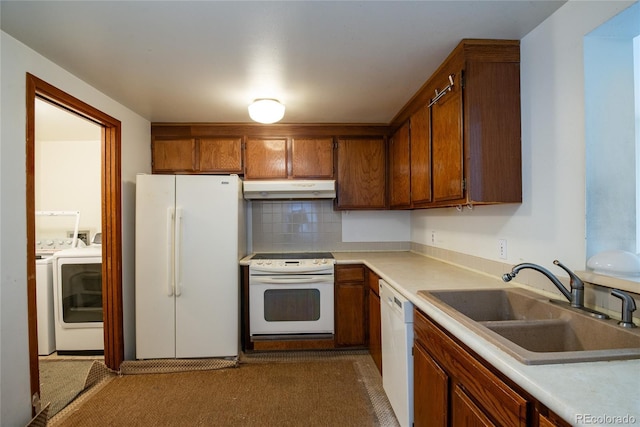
[413, 341, 447, 427]
[367, 269, 382, 374]
[334, 264, 367, 347]
[537, 409, 572, 427]
[413, 307, 570, 427]
[452, 384, 496, 427]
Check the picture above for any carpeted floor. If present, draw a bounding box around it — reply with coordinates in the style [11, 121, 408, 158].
[49, 351, 398, 427]
[39, 360, 95, 417]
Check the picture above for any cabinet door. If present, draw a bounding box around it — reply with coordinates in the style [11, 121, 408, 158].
[413, 343, 448, 427]
[452, 384, 496, 427]
[291, 137, 334, 178]
[368, 289, 382, 374]
[244, 137, 288, 179]
[152, 138, 196, 172]
[431, 71, 464, 202]
[335, 265, 367, 347]
[539, 415, 557, 427]
[335, 137, 386, 209]
[198, 137, 243, 173]
[335, 283, 366, 346]
[367, 269, 381, 373]
[410, 105, 432, 206]
[538, 412, 572, 427]
[389, 122, 411, 209]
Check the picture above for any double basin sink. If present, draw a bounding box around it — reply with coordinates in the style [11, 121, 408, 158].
[418, 287, 640, 364]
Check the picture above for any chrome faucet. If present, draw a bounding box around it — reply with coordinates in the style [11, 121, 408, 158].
[503, 260, 609, 319]
[502, 260, 584, 307]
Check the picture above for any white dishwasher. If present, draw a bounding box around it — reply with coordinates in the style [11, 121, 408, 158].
[380, 279, 414, 427]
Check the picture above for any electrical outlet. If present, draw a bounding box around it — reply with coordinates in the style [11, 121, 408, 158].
[498, 239, 507, 260]
[431, 231, 436, 244]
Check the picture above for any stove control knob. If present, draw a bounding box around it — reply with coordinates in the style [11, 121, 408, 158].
[313, 259, 319, 264]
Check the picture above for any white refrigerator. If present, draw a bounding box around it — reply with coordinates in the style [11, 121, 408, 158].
[135, 174, 245, 359]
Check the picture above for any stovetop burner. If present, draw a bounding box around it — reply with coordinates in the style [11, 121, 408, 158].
[251, 252, 334, 260]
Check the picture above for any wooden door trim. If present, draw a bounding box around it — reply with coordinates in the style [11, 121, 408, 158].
[25, 73, 124, 414]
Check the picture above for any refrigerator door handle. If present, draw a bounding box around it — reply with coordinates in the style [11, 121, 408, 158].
[174, 207, 183, 297]
[166, 207, 175, 297]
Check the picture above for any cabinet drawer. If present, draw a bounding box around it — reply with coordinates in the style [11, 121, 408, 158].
[335, 265, 365, 283]
[414, 309, 528, 427]
[368, 270, 380, 295]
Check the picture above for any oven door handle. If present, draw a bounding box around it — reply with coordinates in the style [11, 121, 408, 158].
[250, 276, 333, 285]
[250, 266, 334, 275]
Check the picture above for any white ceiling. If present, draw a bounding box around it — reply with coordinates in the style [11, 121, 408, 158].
[1, 1, 566, 124]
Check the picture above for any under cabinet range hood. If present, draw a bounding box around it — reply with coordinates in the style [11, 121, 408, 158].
[243, 180, 336, 200]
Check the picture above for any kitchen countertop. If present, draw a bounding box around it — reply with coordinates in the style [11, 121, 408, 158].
[242, 251, 640, 426]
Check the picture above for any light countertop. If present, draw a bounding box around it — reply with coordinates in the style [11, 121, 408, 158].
[242, 251, 640, 426]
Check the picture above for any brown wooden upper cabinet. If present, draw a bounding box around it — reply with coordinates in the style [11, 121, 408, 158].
[244, 137, 288, 179]
[410, 106, 432, 207]
[430, 69, 464, 204]
[152, 137, 243, 174]
[244, 136, 335, 180]
[389, 122, 411, 209]
[335, 137, 387, 210]
[291, 137, 334, 178]
[199, 137, 243, 173]
[389, 108, 432, 209]
[391, 39, 522, 209]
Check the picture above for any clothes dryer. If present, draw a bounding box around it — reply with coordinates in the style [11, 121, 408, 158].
[52, 246, 103, 352]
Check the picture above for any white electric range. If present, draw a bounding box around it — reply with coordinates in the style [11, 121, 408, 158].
[249, 252, 335, 336]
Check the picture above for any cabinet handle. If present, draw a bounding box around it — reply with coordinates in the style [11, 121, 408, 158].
[428, 74, 455, 107]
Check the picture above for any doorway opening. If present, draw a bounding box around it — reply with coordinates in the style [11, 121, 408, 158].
[26, 73, 124, 416]
[35, 98, 104, 417]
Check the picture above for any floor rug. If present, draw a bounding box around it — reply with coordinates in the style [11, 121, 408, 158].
[39, 360, 95, 417]
[51, 357, 392, 426]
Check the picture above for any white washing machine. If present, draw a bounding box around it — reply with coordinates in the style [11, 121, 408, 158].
[36, 255, 56, 355]
[52, 246, 104, 352]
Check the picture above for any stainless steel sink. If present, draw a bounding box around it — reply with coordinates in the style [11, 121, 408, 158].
[418, 287, 640, 364]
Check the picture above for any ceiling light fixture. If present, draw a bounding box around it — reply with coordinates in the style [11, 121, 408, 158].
[248, 98, 285, 124]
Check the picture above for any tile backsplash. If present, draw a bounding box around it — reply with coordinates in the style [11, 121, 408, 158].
[250, 200, 409, 253]
[251, 200, 341, 252]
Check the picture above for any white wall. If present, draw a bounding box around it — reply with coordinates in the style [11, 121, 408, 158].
[35, 139, 102, 241]
[411, 0, 636, 273]
[0, 31, 151, 426]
